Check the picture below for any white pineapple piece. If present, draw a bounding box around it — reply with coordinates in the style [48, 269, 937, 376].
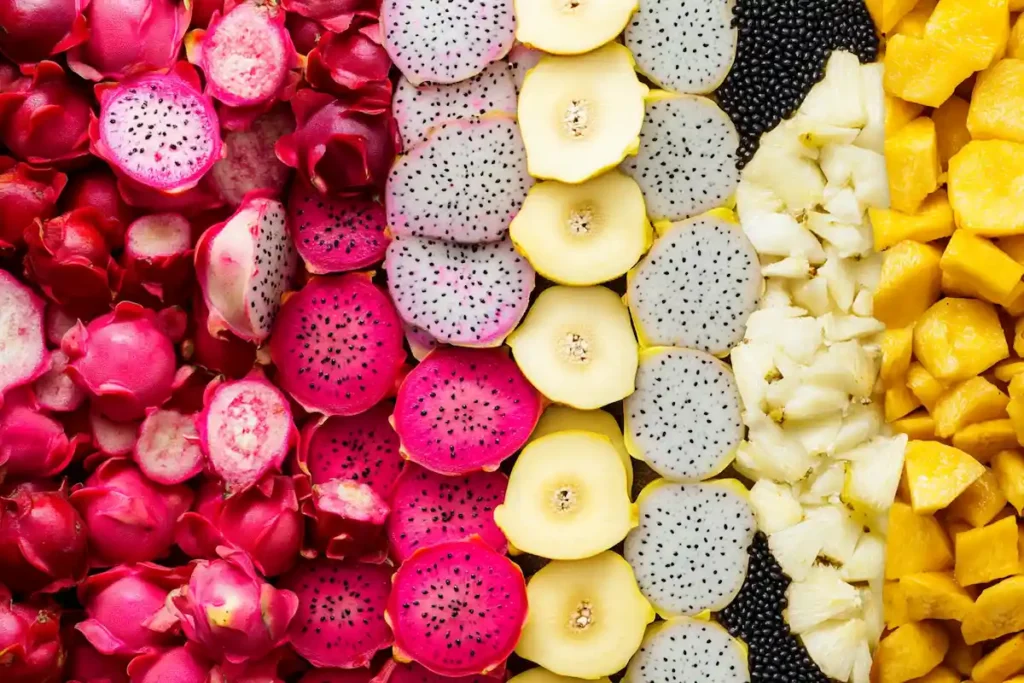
[736, 181, 785, 224]
[804, 504, 861, 566]
[774, 382, 849, 421]
[807, 212, 872, 259]
[801, 619, 869, 683]
[769, 517, 826, 581]
[841, 533, 886, 583]
[745, 306, 810, 341]
[842, 434, 909, 515]
[731, 341, 777, 413]
[855, 62, 885, 153]
[822, 313, 885, 342]
[791, 276, 833, 317]
[762, 278, 793, 308]
[785, 565, 862, 633]
[787, 415, 843, 460]
[749, 480, 804, 534]
[746, 412, 816, 482]
[818, 248, 858, 312]
[798, 458, 846, 502]
[762, 256, 814, 279]
[799, 51, 868, 129]
[851, 289, 874, 317]
[744, 212, 827, 262]
[793, 114, 860, 147]
[823, 187, 864, 224]
[833, 403, 884, 454]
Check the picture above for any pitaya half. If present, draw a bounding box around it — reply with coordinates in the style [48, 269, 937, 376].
[287, 180, 389, 274]
[305, 21, 393, 107]
[0, 388, 78, 479]
[0, 585, 63, 682]
[133, 408, 205, 485]
[126, 644, 212, 683]
[0, 0, 88, 66]
[0, 270, 49, 397]
[211, 105, 294, 206]
[302, 477, 390, 561]
[0, 159, 66, 250]
[167, 546, 299, 664]
[60, 166, 134, 250]
[120, 213, 194, 302]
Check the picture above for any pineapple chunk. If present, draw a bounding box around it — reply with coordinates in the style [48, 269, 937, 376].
[968, 58, 1024, 143]
[904, 440, 986, 513]
[885, 581, 911, 628]
[881, 327, 915, 387]
[1008, 374, 1024, 444]
[970, 632, 1024, 683]
[886, 117, 943, 214]
[870, 191, 955, 251]
[892, 412, 938, 440]
[993, 359, 1024, 382]
[946, 468, 1009, 527]
[948, 140, 1024, 237]
[945, 626, 982, 676]
[954, 516, 1020, 586]
[872, 622, 949, 683]
[887, 384, 924, 422]
[842, 434, 908, 514]
[886, 95, 926, 135]
[931, 376, 1010, 438]
[996, 235, 1024, 264]
[893, 0, 939, 37]
[900, 571, 975, 621]
[940, 230, 1024, 303]
[952, 419, 1019, 462]
[961, 575, 1024, 643]
[875, 241, 943, 328]
[924, 0, 1011, 70]
[991, 449, 1024, 512]
[1011, 13, 1024, 58]
[885, 502, 954, 579]
[865, 0, 919, 33]
[907, 362, 948, 411]
[932, 95, 972, 169]
[912, 298, 1009, 382]
[908, 666, 961, 683]
[884, 34, 978, 107]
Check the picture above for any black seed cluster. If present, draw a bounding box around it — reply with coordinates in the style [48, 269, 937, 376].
[717, 0, 880, 167]
[718, 533, 831, 683]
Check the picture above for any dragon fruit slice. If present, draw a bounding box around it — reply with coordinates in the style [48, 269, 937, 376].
[373, 661, 506, 683]
[393, 347, 542, 475]
[133, 408, 205, 485]
[211, 106, 294, 206]
[287, 181, 389, 274]
[403, 323, 437, 361]
[279, 557, 393, 668]
[392, 62, 517, 149]
[0, 388, 77, 479]
[506, 44, 541, 92]
[269, 273, 405, 416]
[381, 0, 514, 84]
[195, 193, 297, 343]
[0, 270, 49, 398]
[385, 236, 535, 347]
[186, 1, 298, 108]
[0, 0, 87, 66]
[0, 585, 63, 683]
[0, 160, 66, 250]
[624, 617, 749, 683]
[387, 464, 508, 562]
[303, 478, 390, 561]
[33, 350, 87, 412]
[120, 213, 195, 305]
[126, 645, 212, 683]
[386, 116, 532, 243]
[387, 539, 527, 676]
[298, 402, 403, 495]
[197, 372, 297, 495]
[90, 62, 222, 194]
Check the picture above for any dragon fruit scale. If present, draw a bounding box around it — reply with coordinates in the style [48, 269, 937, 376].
[304, 21, 393, 107]
[0, 0, 88, 66]
[0, 160, 66, 251]
[0, 585, 63, 682]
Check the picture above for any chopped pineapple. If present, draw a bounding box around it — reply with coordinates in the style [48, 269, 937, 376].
[991, 449, 1024, 512]
[875, 241, 943, 328]
[908, 666, 960, 683]
[886, 95, 926, 135]
[952, 419, 1019, 462]
[924, 0, 1011, 70]
[970, 632, 1024, 683]
[912, 298, 1009, 383]
[904, 441, 987, 513]
[887, 384, 925, 422]
[872, 621, 949, 683]
[932, 95, 972, 169]
[996, 235, 1024, 264]
[907, 362, 949, 411]
[892, 412, 938, 440]
[948, 140, 1024, 237]
[961, 575, 1024, 643]
[885, 502, 955, 579]
[884, 581, 911, 629]
[946, 468, 1009, 527]
[931, 376, 1010, 438]
[968, 58, 1024, 143]
[885, 117, 943, 214]
[944, 626, 982, 677]
[1008, 374, 1024, 444]
[870, 191, 955, 251]
[865, 0, 918, 32]
[993, 359, 1024, 382]
[884, 35, 978, 107]
[900, 571, 975, 621]
[940, 231, 1024, 303]
[882, 327, 915, 387]
[893, 0, 939, 37]
[1011, 13, 1024, 58]
[954, 516, 1020, 586]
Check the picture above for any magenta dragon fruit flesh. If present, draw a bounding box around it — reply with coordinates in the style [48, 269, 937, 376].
[303, 477, 390, 561]
[0, 160, 66, 250]
[393, 347, 542, 475]
[279, 557, 393, 669]
[372, 660, 506, 683]
[0, 270, 49, 398]
[0, 0, 88, 66]
[0, 585, 63, 683]
[269, 273, 405, 416]
[386, 539, 527, 677]
[211, 105, 295, 206]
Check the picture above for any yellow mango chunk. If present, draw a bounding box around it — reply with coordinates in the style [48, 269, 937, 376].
[1008, 374, 1024, 445]
[908, 362, 948, 411]
[948, 140, 1024, 237]
[968, 58, 1024, 143]
[885, 580, 911, 629]
[932, 376, 1010, 438]
[925, 0, 1011, 70]
[932, 95, 972, 169]
[946, 519, 972, 539]
[991, 448, 1024, 512]
[1019, 522, 1024, 570]
[1012, 0, 1024, 11]
[908, 665, 960, 683]
[901, 571, 976, 620]
[946, 468, 1009, 527]
[1014, 317, 1024, 356]
[944, 626, 982, 676]
[955, 516, 1020, 586]
[970, 632, 1024, 683]
[871, 191, 956, 251]
[905, 440, 987, 512]
[941, 231, 1024, 303]
[866, 0, 919, 32]
[888, 384, 925, 422]
[876, 241, 943, 328]
[952, 419, 1019, 463]
[993, 359, 1024, 382]
[886, 117, 943, 214]
[873, 622, 950, 683]
[997, 235, 1024, 264]
[895, 0, 940, 37]
[962, 575, 1024, 643]
[913, 298, 1010, 383]
[893, 412, 939, 440]
[887, 95, 927, 135]
[884, 34, 979, 107]
[886, 501, 955, 579]
[1011, 13, 1024, 58]
[882, 327, 916, 387]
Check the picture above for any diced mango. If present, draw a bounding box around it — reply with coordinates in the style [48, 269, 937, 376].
[1011, 13, 1024, 58]
[1012, 0, 1024, 11]
[952, 419, 1019, 462]
[968, 58, 1024, 143]
[993, 359, 1024, 382]
[866, 0, 919, 33]
[882, 327, 916, 387]
[886, 501, 955, 579]
[885, 580, 911, 629]
[925, 0, 1011, 71]
[941, 269, 979, 298]
[991, 448, 1024, 512]
[941, 231, 1024, 303]
[905, 441, 987, 512]
[871, 191, 956, 252]
[875, 241, 943, 328]
[997, 235, 1024, 264]
[888, 384, 925, 422]
[887, 95, 927, 135]
[944, 625, 982, 676]
[948, 140, 1024, 237]
[1014, 317, 1024, 356]
[894, 0, 939, 37]
[970, 632, 1024, 683]
[901, 571, 975, 620]
[873, 621, 950, 683]
[886, 117, 944, 214]
[884, 35, 980, 107]
[1008, 374, 1024, 445]
[932, 376, 1010, 438]
[955, 516, 1020, 586]
[1019, 522, 1024, 570]
[908, 362, 949, 411]
[946, 468, 1009, 526]
[913, 298, 1010, 383]
[946, 519, 973, 539]
[893, 412, 939, 440]
[909, 665, 960, 683]
[932, 95, 972, 169]
[962, 575, 1024, 643]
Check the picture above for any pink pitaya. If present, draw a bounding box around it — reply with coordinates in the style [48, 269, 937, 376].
[372, 661, 506, 683]
[209, 650, 289, 683]
[196, 372, 298, 495]
[0, 270, 50, 398]
[0, 0, 88, 66]
[302, 478, 389, 561]
[87, 405, 141, 457]
[126, 644, 212, 683]
[70, 458, 193, 566]
[286, 14, 323, 54]
[186, 295, 257, 379]
[287, 180, 389, 274]
[0, 585, 63, 682]
[133, 408, 205, 485]
[210, 106, 294, 206]
[33, 350, 88, 412]
[64, 627, 130, 683]
[89, 62, 222, 194]
[166, 546, 299, 664]
[117, 174, 227, 218]
[191, 0, 221, 28]
[0, 61, 92, 168]
[118, 213, 194, 306]
[62, 302, 179, 421]
[67, 0, 190, 81]
[275, 89, 399, 196]
[0, 388, 78, 479]
[176, 474, 303, 576]
[304, 670, 376, 683]
[0, 159, 66, 250]
[60, 167, 134, 250]
[194, 193, 297, 343]
[305, 22, 392, 107]
[76, 563, 191, 656]
[0, 481, 87, 594]
[282, 0, 375, 32]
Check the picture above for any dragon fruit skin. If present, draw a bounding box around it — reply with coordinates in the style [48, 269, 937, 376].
[126, 644, 212, 683]
[167, 546, 299, 664]
[62, 301, 179, 421]
[287, 14, 323, 54]
[187, 295, 257, 379]
[118, 213, 195, 306]
[0, 481, 88, 595]
[275, 89, 399, 196]
[0, 61, 92, 168]
[282, 0, 375, 32]
[302, 478, 390, 561]
[67, 0, 190, 81]
[0, 0, 88, 66]
[0, 160, 66, 250]
[0, 585, 63, 682]
[0, 388, 78, 479]
[0, 270, 50, 398]
[64, 627, 130, 683]
[176, 474, 304, 576]
[76, 562, 191, 656]
[305, 22, 393, 107]
[69, 458, 194, 566]
[60, 166, 134, 250]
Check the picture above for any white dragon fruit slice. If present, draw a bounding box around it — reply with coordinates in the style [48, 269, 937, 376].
[624, 617, 749, 683]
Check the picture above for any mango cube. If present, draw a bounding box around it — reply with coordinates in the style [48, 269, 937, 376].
[1015, 317, 1024, 356]
[970, 632, 1024, 683]
[908, 666, 960, 683]
[948, 140, 1024, 237]
[924, 0, 1011, 71]
[865, 0, 918, 33]
[941, 230, 1024, 303]
[904, 441, 987, 512]
[873, 621, 950, 683]
[991, 449, 1024, 512]
[962, 575, 1024, 643]
[913, 298, 1009, 383]
[887, 95, 926, 135]
[968, 58, 1024, 143]
[884, 35, 978, 107]
[952, 419, 1019, 463]
[907, 362, 948, 411]
[892, 412, 938, 440]
[944, 626, 982, 676]
[875, 241, 943, 328]
[888, 384, 925, 422]
[882, 327, 915, 387]
[932, 376, 1010, 438]
[932, 95, 972, 169]
[1008, 374, 1024, 446]
[886, 117, 943, 214]
[885, 580, 911, 629]
[997, 235, 1024, 264]
[886, 501, 955, 579]
[900, 571, 975, 621]
[1011, 13, 1024, 58]
[955, 516, 1020, 586]
[993, 359, 1024, 382]
[946, 468, 1008, 527]
[893, 0, 939, 38]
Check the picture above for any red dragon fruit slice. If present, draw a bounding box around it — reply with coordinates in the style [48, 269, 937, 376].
[90, 62, 222, 194]
[0, 0, 88, 66]
[0, 388, 78, 479]
[269, 273, 405, 416]
[386, 539, 527, 677]
[298, 402, 403, 495]
[381, 0, 514, 85]
[279, 557, 394, 669]
[0, 160, 66, 250]
[385, 236, 535, 347]
[302, 477, 390, 561]
[393, 62, 517, 149]
[33, 350, 87, 412]
[0, 270, 49, 398]
[386, 116, 532, 243]
[392, 347, 542, 475]
[287, 181, 389, 274]
[0, 585, 63, 682]
[387, 463, 508, 562]
[211, 105, 294, 206]
[197, 371, 297, 495]
[120, 213, 195, 305]
[372, 661, 506, 683]
[195, 193, 297, 343]
[133, 408, 205, 485]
